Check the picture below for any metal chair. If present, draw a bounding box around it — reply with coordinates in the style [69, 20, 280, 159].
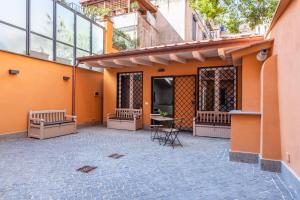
[160, 118, 184, 148]
[150, 114, 163, 141]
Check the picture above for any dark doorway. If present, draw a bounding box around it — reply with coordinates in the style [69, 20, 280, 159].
[152, 75, 197, 131]
[152, 77, 174, 116]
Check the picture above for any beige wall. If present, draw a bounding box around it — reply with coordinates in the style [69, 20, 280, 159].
[267, 0, 300, 177]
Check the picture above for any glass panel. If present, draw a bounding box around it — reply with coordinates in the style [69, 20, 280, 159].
[76, 48, 90, 57]
[76, 16, 90, 51]
[0, 23, 26, 54]
[76, 49, 90, 68]
[92, 24, 104, 54]
[30, 34, 53, 60]
[57, 4, 74, 45]
[0, 0, 26, 28]
[56, 42, 74, 65]
[31, 0, 53, 38]
[152, 77, 174, 116]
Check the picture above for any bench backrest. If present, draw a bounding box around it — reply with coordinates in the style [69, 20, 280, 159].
[29, 110, 67, 123]
[115, 108, 142, 119]
[196, 111, 231, 126]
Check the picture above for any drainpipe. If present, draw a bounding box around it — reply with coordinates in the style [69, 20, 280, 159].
[72, 62, 80, 116]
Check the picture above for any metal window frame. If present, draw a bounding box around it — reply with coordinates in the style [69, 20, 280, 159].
[0, 0, 105, 66]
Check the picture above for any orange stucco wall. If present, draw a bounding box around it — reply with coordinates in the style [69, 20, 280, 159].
[267, 0, 300, 177]
[104, 18, 119, 54]
[0, 51, 72, 135]
[260, 55, 281, 160]
[242, 53, 262, 112]
[231, 114, 261, 153]
[230, 52, 263, 154]
[103, 58, 231, 125]
[76, 68, 103, 125]
[0, 51, 103, 135]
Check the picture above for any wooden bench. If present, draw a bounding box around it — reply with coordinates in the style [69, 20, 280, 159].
[193, 111, 231, 138]
[107, 108, 143, 131]
[28, 110, 77, 139]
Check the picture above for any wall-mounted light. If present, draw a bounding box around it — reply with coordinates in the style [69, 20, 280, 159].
[63, 76, 70, 81]
[158, 68, 165, 72]
[8, 69, 20, 75]
[256, 49, 268, 62]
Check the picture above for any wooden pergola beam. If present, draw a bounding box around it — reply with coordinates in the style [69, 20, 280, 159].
[169, 54, 186, 63]
[113, 59, 137, 67]
[130, 57, 153, 66]
[97, 60, 122, 68]
[192, 51, 206, 62]
[218, 48, 227, 60]
[148, 56, 169, 65]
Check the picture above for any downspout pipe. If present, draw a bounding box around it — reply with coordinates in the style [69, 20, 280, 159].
[72, 62, 80, 116]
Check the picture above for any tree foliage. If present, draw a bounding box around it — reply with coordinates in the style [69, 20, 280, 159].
[190, 0, 279, 33]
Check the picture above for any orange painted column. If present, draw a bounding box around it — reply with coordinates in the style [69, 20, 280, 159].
[260, 55, 281, 160]
[231, 114, 261, 153]
[103, 17, 118, 54]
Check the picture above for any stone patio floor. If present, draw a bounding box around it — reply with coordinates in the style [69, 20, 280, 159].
[0, 126, 296, 200]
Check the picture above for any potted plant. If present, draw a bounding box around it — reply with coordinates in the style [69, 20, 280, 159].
[158, 109, 168, 117]
[130, 2, 140, 12]
[99, 7, 112, 18]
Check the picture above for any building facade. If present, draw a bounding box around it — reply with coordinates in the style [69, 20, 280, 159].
[80, 0, 213, 49]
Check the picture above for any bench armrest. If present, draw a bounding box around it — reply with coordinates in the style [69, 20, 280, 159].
[30, 118, 45, 122]
[107, 113, 116, 119]
[65, 115, 77, 121]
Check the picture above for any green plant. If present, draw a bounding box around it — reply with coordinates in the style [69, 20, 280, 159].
[98, 7, 112, 17]
[112, 29, 139, 50]
[189, 0, 279, 33]
[130, 2, 140, 10]
[84, 6, 111, 19]
[158, 109, 168, 117]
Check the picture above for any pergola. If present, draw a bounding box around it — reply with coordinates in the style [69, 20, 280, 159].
[76, 36, 268, 68]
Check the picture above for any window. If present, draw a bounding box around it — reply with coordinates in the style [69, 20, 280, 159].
[0, 0, 104, 65]
[92, 24, 104, 54]
[0, 0, 26, 28]
[57, 4, 74, 45]
[56, 43, 74, 65]
[76, 16, 90, 51]
[30, 0, 53, 38]
[198, 67, 237, 112]
[30, 34, 53, 60]
[117, 72, 143, 109]
[0, 23, 26, 54]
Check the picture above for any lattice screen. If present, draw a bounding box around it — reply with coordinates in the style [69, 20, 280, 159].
[198, 66, 237, 112]
[117, 72, 143, 109]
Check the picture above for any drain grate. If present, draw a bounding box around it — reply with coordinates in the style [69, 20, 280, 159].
[108, 153, 125, 159]
[77, 166, 97, 173]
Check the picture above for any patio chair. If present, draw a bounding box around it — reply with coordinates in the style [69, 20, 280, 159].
[150, 114, 163, 141]
[160, 118, 184, 148]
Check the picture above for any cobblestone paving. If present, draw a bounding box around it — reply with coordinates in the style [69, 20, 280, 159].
[0, 127, 295, 200]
